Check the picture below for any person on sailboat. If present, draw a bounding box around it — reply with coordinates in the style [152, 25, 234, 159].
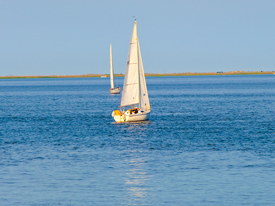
[113, 109, 121, 115]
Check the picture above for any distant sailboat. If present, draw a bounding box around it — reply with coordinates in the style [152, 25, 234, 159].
[112, 20, 150, 122]
[109, 44, 121, 94]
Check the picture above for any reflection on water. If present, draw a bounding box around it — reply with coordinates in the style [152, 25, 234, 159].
[123, 157, 153, 205]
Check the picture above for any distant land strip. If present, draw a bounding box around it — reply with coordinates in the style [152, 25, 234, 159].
[0, 71, 274, 79]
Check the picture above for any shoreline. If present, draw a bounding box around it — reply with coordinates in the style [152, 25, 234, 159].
[0, 71, 274, 79]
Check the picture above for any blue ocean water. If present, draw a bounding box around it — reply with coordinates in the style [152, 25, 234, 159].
[0, 75, 275, 205]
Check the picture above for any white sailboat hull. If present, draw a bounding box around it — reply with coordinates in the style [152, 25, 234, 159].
[112, 110, 150, 122]
[110, 88, 121, 94]
[125, 111, 150, 122]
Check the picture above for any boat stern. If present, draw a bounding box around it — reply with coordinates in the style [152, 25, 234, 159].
[112, 110, 125, 122]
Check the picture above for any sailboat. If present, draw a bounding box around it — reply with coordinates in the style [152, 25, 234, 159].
[112, 20, 150, 122]
[109, 44, 121, 94]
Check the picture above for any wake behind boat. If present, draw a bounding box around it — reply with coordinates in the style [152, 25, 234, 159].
[112, 20, 151, 122]
[109, 44, 121, 94]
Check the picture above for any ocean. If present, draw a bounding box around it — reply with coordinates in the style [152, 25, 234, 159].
[1, 75, 275, 205]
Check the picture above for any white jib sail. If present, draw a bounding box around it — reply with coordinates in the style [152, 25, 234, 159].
[110, 44, 115, 89]
[120, 22, 139, 107]
[138, 39, 150, 111]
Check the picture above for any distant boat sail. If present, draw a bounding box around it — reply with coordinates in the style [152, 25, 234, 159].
[109, 44, 121, 94]
[112, 20, 151, 122]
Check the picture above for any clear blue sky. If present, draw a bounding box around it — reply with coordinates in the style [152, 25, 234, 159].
[1, 0, 275, 76]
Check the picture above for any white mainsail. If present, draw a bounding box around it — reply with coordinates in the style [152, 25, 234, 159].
[120, 21, 139, 107]
[110, 44, 115, 89]
[120, 20, 150, 111]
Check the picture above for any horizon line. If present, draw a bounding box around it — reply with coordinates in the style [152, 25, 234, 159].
[0, 70, 274, 79]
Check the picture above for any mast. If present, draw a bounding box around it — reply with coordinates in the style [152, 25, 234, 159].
[110, 44, 114, 89]
[135, 20, 140, 109]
